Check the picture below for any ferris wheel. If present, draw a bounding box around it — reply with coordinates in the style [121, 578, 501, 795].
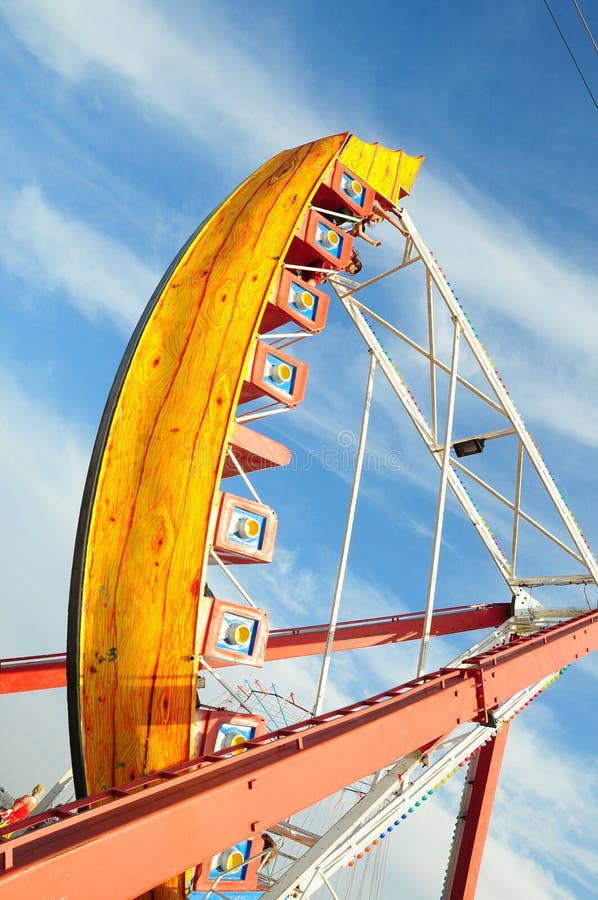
[1, 133, 597, 900]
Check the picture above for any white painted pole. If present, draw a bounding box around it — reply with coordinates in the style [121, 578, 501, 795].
[313, 352, 377, 716]
[417, 320, 461, 677]
[201, 660, 255, 716]
[209, 549, 258, 608]
[426, 269, 438, 444]
[511, 440, 524, 576]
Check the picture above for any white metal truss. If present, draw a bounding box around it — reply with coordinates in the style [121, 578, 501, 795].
[327, 205, 597, 675]
[260, 202, 598, 899]
[261, 619, 514, 899]
[235, 403, 294, 425]
[264, 667, 559, 899]
[226, 447, 263, 504]
[331, 209, 598, 585]
[202, 204, 597, 900]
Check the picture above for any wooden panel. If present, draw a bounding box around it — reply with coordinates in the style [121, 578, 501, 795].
[67, 131, 421, 897]
[337, 138, 378, 186]
[339, 136, 424, 204]
[394, 149, 426, 198]
[68, 133, 348, 802]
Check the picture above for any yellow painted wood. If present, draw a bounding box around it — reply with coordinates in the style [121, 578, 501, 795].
[77, 134, 349, 797]
[339, 136, 423, 204]
[72, 131, 422, 897]
[393, 149, 425, 198]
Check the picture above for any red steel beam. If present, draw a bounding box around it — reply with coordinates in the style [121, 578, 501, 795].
[264, 603, 510, 662]
[0, 607, 596, 899]
[0, 603, 510, 694]
[444, 723, 511, 900]
[0, 654, 67, 694]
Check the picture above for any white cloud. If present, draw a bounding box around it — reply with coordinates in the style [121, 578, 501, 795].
[413, 171, 598, 357]
[4, 3, 595, 459]
[0, 690, 69, 802]
[0, 184, 158, 331]
[1, 6, 596, 895]
[410, 171, 598, 448]
[0, 368, 88, 655]
[374, 783, 576, 900]
[1, 0, 327, 162]
[0, 369, 87, 795]
[490, 716, 598, 896]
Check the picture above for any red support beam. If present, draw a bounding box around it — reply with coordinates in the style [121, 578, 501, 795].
[444, 723, 510, 900]
[0, 603, 510, 694]
[0, 607, 596, 899]
[264, 603, 510, 662]
[0, 654, 67, 694]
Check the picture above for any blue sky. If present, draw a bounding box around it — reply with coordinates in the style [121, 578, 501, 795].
[0, 1, 597, 897]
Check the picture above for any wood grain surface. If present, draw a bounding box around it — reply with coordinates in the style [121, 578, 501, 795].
[67, 133, 422, 898]
[339, 136, 424, 203]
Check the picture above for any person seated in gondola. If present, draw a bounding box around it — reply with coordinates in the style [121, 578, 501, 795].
[350, 208, 384, 246]
[328, 205, 384, 247]
[299, 250, 362, 287]
[0, 784, 44, 831]
[259, 832, 278, 871]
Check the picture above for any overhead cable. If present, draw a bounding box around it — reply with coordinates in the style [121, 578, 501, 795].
[542, 0, 598, 110]
[571, 0, 598, 54]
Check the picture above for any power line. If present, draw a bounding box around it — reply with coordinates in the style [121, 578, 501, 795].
[571, 0, 598, 54]
[542, 0, 598, 110]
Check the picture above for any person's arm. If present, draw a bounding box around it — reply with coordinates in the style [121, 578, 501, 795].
[352, 220, 381, 247]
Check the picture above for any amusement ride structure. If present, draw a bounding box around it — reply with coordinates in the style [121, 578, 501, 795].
[1, 132, 597, 899]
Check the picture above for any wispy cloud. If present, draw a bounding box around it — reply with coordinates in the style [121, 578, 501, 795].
[380, 778, 576, 900]
[0, 368, 86, 794]
[410, 171, 598, 448]
[0, 184, 158, 331]
[489, 714, 598, 897]
[0, 367, 88, 656]
[413, 170, 598, 357]
[1, 7, 596, 897]
[1, 0, 327, 164]
[4, 2, 595, 461]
